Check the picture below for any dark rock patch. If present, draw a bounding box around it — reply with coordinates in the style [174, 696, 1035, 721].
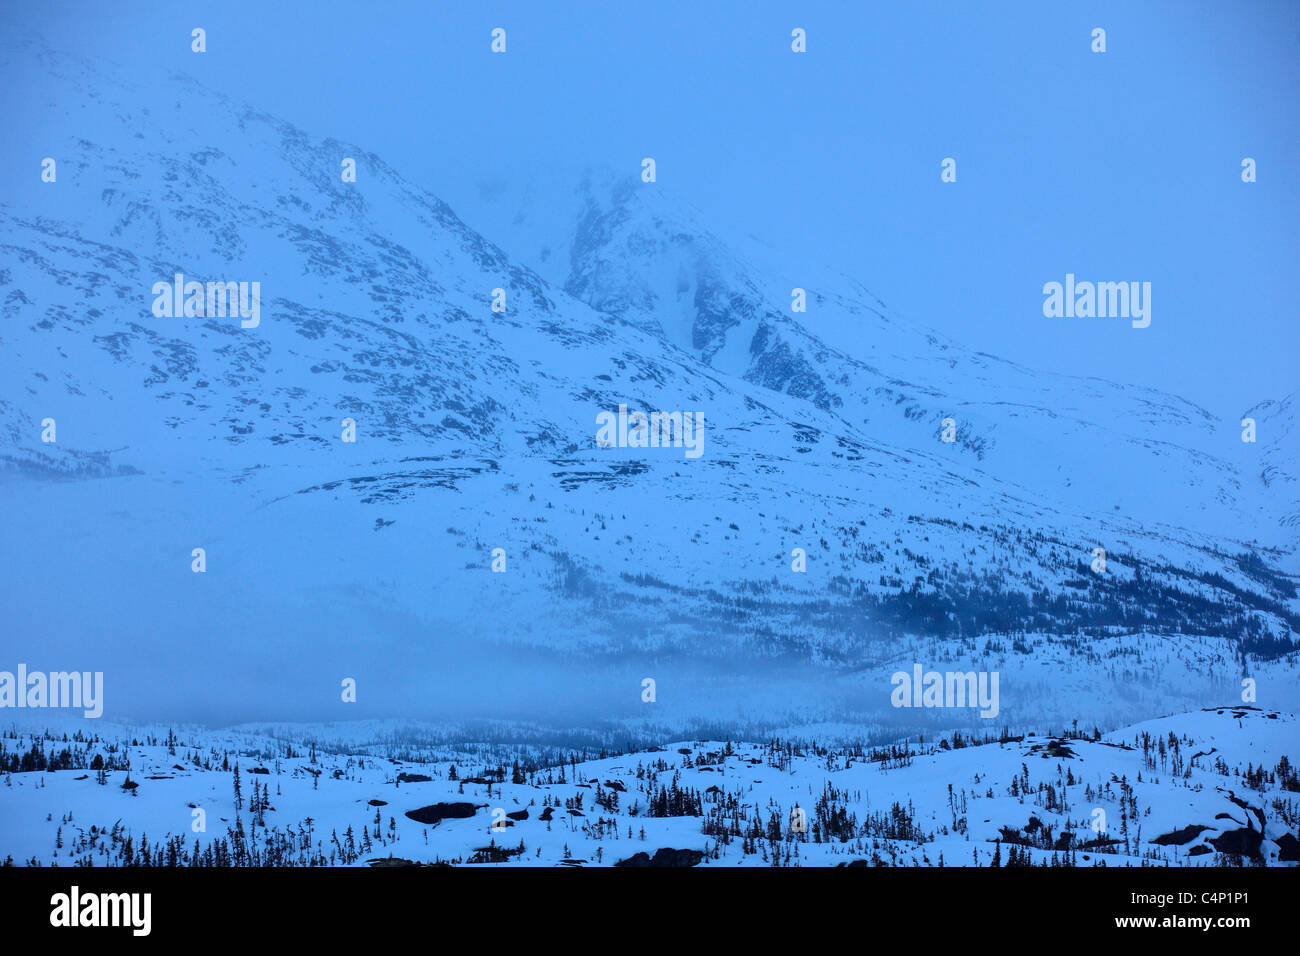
[367, 857, 451, 868]
[1152, 824, 1212, 846]
[1209, 828, 1262, 858]
[1222, 791, 1266, 830]
[404, 802, 482, 825]
[1273, 832, 1300, 862]
[614, 848, 704, 867]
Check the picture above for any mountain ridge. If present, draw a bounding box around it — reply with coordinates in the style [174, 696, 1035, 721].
[0, 37, 1295, 732]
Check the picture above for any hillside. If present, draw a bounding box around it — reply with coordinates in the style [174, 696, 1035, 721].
[0, 707, 1295, 867]
[0, 36, 1296, 738]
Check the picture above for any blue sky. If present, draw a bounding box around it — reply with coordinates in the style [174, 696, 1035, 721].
[9, 0, 1297, 414]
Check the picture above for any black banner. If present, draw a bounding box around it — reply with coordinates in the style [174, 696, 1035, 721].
[0, 865, 1277, 942]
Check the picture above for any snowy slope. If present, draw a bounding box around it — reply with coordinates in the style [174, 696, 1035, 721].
[448, 168, 1299, 546]
[0, 706, 1295, 866]
[0, 37, 1296, 738]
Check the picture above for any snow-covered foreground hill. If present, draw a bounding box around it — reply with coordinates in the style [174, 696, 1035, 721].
[2, 707, 1295, 867]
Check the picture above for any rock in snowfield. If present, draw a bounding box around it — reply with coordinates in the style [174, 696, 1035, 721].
[404, 802, 481, 825]
[614, 848, 704, 867]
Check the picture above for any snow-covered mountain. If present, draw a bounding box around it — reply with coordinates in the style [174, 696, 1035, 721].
[449, 167, 1299, 545]
[0, 36, 1296, 737]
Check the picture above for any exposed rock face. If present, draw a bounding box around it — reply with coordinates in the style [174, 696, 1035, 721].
[614, 848, 705, 868]
[404, 803, 481, 825]
[1274, 833, 1300, 862]
[1152, 825, 1212, 846]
